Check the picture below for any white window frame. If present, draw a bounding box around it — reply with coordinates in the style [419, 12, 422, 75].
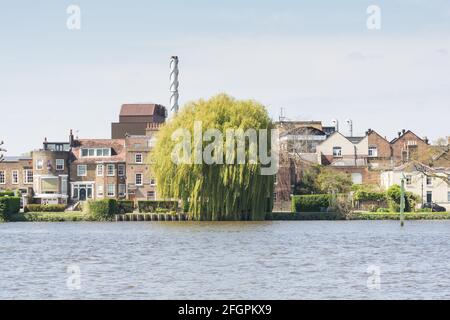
[135, 173, 143, 186]
[107, 164, 115, 176]
[96, 164, 104, 177]
[147, 190, 156, 200]
[118, 164, 125, 177]
[135, 153, 143, 164]
[426, 176, 432, 186]
[36, 159, 43, 170]
[12, 170, 19, 184]
[81, 148, 112, 158]
[0, 171, 5, 184]
[97, 185, 104, 198]
[23, 170, 33, 184]
[406, 175, 412, 185]
[56, 159, 65, 171]
[107, 184, 115, 197]
[77, 165, 87, 177]
[368, 146, 378, 157]
[118, 184, 126, 197]
[61, 176, 68, 195]
[332, 147, 342, 157]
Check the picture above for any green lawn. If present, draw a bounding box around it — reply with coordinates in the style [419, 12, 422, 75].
[7, 212, 88, 222]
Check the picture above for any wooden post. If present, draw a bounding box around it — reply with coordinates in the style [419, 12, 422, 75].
[400, 178, 405, 227]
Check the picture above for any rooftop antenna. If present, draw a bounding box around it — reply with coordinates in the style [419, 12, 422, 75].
[279, 107, 286, 122]
[346, 119, 353, 137]
[170, 56, 179, 114]
[331, 119, 339, 133]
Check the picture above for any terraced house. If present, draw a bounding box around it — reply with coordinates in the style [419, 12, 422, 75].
[0, 103, 167, 207]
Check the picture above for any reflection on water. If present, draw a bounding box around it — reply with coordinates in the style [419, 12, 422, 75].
[1, 220, 450, 299]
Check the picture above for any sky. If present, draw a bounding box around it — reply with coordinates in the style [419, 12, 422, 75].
[1, 0, 449, 155]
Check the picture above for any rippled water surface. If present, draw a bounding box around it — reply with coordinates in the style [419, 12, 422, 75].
[1, 220, 450, 299]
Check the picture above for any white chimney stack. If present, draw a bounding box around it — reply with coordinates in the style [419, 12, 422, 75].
[170, 56, 179, 114]
[331, 119, 339, 133]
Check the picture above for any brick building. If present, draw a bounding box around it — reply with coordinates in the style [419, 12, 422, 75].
[69, 139, 127, 201]
[111, 104, 167, 139]
[0, 156, 34, 199]
[125, 123, 161, 202]
[390, 129, 430, 165]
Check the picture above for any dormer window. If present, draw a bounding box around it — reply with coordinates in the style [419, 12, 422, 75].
[81, 148, 112, 157]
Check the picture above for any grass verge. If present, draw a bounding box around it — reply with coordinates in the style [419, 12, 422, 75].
[7, 212, 89, 222]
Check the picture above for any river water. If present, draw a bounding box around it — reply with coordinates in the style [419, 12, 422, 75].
[1, 220, 449, 299]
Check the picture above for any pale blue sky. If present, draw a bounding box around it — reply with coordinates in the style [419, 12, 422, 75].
[1, 0, 449, 154]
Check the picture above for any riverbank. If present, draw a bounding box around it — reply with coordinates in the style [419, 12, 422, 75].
[7, 212, 87, 222]
[3, 210, 450, 222]
[269, 211, 450, 220]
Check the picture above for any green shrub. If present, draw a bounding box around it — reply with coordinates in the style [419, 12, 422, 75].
[86, 199, 118, 220]
[155, 207, 169, 213]
[291, 194, 331, 212]
[7, 197, 20, 214]
[25, 204, 66, 212]
[376, 207, 390, 213]
[0, 200, 6, 222]
[386, 184, 419, 212]
[117, 200, 134, 214]
[268, 211, 344, 220]
[416, 208, 432, 212]
[138, 200, 178, 213]
[0, 196, 21, 221]
[8, 212, 86, 222]
[354, 190, 386, 202]
[0, 190, 15, 197]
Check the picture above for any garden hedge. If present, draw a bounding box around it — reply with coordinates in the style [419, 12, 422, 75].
[0, 196, 21, 221]
[291, 194, 331, 212]
[138, 200, 178, 213]
[86, 199, 118, 220]
[24, 204, 66, 213]
[0, 190, 15, 197]
[117, 200, 134, 214]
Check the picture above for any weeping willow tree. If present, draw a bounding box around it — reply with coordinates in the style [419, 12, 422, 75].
[151, 94, 275, 221]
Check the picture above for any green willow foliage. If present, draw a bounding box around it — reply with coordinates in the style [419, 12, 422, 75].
[151, 94, 275, 221]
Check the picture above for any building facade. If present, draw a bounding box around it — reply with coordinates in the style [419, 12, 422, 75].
[69, 139, 127, 202]
[381, 164, 450, 210]
[111, 103, 167, 139]
[125, 123, 161, 202]
[0, 156, 34, 201]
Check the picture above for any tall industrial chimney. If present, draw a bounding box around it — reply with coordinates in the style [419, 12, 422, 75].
[170, 56, 179, 113]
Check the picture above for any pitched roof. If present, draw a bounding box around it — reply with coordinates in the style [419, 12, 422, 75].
[280, 126, 326, 138]
[71, 139, 126, 163]
[346, 136, 365, 144]
[390, 130, 425, 144]
[1, 156, 32, 162]
[120, 104, 159, 116]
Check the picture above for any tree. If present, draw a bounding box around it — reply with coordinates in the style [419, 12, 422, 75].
[411, 137, 449, 186]
[150, 94, 275, 221]
[386, 184, 420, 212]
[294, 164, 322, 194]
[316, 168, 352, 194]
